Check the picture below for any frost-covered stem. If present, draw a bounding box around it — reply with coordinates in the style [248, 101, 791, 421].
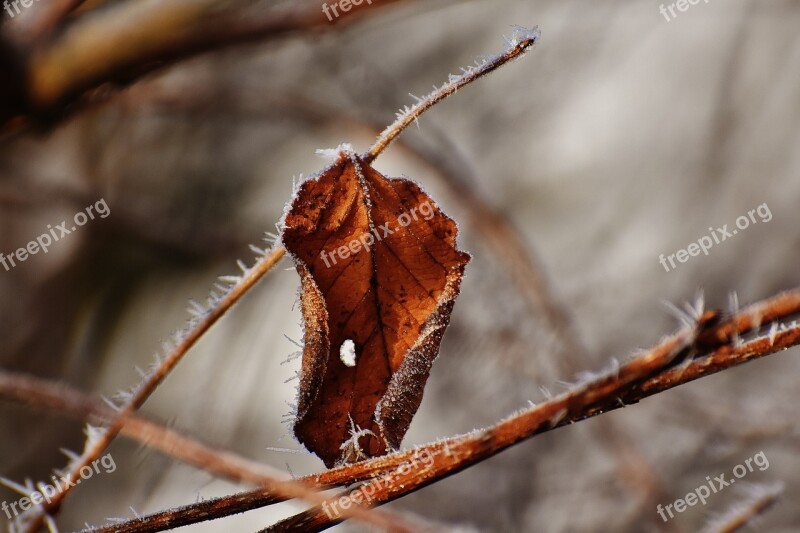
[67, 288, 800, 532]
[269, 290, 800, 532]
[363, 26, 540, 164]
[21, 247, 286, 533]
[268, 329, 701, 531]
[703, 484, 783, 533]
[0, 372, 420, 533]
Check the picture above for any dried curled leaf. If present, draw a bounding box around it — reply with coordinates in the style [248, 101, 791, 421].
[281, 150, 469, 467]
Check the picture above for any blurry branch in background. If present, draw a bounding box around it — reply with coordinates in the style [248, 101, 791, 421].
[0, 372, 424, 532]
[5, 0, 88, 44]
[0, 0, 417, 131]
[14, 288, 794, 532]
[702, 483, 783, 533]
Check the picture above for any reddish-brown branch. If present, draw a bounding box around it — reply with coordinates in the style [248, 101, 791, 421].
[268, 290, 800, 531]
[0, 372, 421, 532]
[82, 289, 800, 532]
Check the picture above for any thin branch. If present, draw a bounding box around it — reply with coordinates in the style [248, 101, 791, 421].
[264, 328, 703, 530]
[92, 288, 800, 532]
[0, 371, 426, 532]
[363, 25, 540, 163]
[702, 483, 783, 533]
[0, 373, 286, 485]
[20, 246, 285, 532]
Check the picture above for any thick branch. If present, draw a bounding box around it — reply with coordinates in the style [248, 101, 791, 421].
[270, 291, 800, 531]
[85, 289, 800, 532]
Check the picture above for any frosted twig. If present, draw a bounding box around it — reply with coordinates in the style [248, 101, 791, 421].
[20, 246, 286, 533]
[267, 289, 800, 531]
[702, 483, 783, 533]
[268, 320, 701, 530]
[0, 370, 417, 532]
[363, 26, 540, 163]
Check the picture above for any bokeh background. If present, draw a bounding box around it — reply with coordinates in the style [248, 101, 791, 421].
[1, 0, 799, 531]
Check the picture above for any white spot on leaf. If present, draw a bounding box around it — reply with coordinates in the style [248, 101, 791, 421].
[340, 339, 357, 367]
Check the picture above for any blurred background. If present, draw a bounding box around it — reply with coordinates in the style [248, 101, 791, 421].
[1, 0, 799, 531]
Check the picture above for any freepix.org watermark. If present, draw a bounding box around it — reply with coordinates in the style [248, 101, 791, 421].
[0, 198, 110, 272]
[321, 446, 438, 519]
[1, 453, 116, 520]
[659, 202, 772, 273]
[322, 0, 373, 22]
[656, 451, 770, 522]
[659, 0, 711, 22]
[3, 0, 40, 18]
[319, 200, 436, 268]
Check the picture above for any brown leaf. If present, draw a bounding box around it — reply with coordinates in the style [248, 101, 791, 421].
[281, 150, 470, 467]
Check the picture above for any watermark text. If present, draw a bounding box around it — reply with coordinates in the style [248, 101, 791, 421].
[322, 0, 373, 22]
[656, 451, 770, 522]
[659, 202, 771, 273]
[0, 198, 110, 273]
[320, 200, 435, 269]
[1, 453, 116, 520]
[322, 446, 438, 519]
[660, 0, 711, 22]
